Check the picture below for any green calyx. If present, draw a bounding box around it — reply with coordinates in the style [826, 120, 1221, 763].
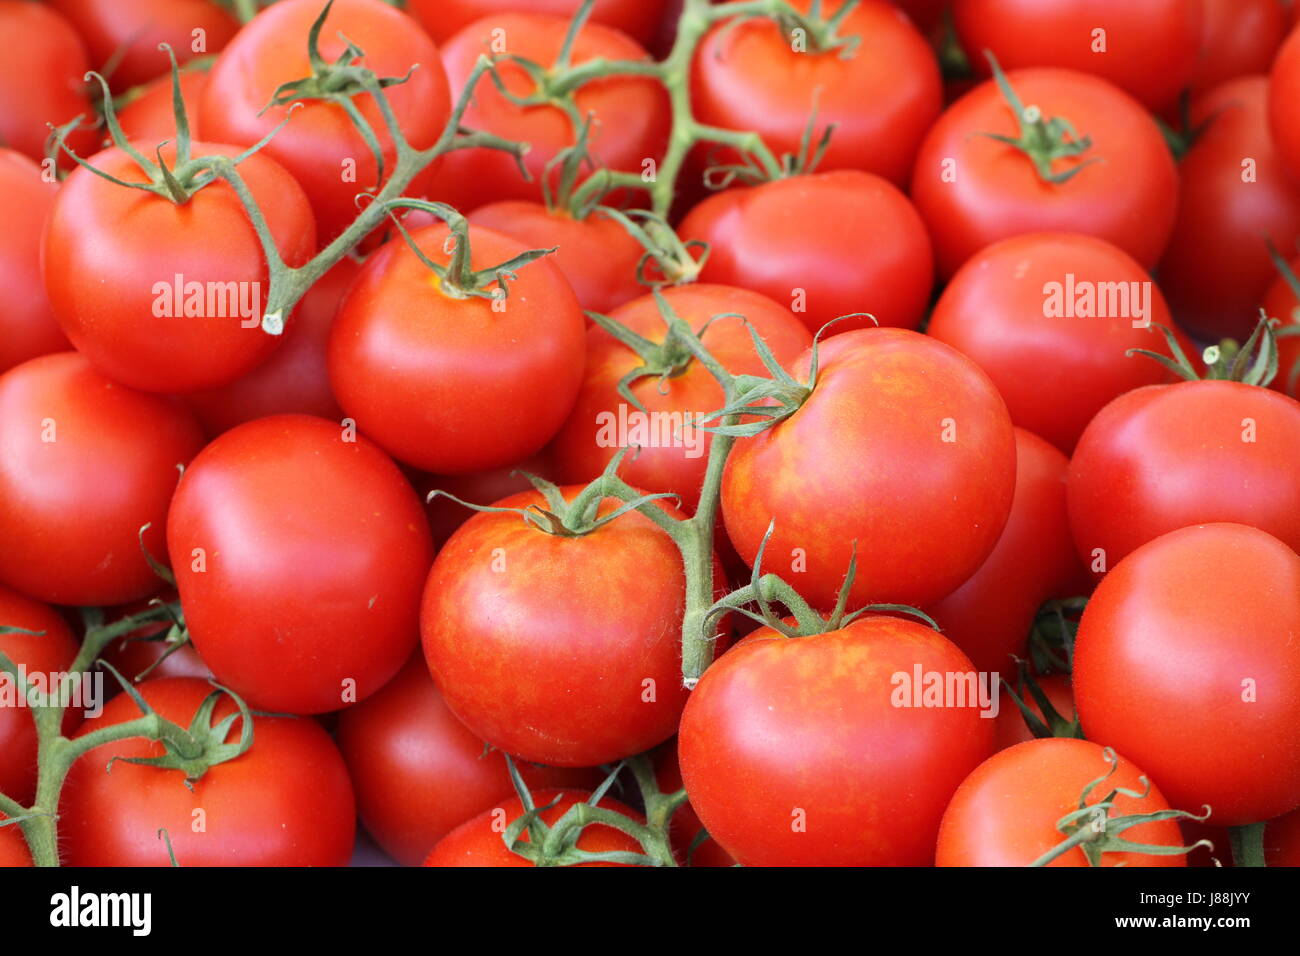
[761, 0, 862, 59]
[1128, 314, 1281, 387]
[979, 51, 1098, 185]
[1031, 748, 1212, 867]
[1001, 661, 1083, 741]
[703, 94, 836, 188]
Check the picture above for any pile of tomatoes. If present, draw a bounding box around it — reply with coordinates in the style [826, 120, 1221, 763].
[1, 0, 1299, 870]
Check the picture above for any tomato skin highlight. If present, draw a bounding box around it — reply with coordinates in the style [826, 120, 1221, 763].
[1074, 523, 1300, 826]
[0, 353, 205, 606]
[937, 738, 1189, 867]
[722, 328, 1017, 610]
[167, 415, 434, 716]
[336, 656, 600, 867]
[911, 68, 1179, 279]
[679, 616, 995, 866]
[0, 149, 68, 374]
[60, 678, 356, 866]
[681, 170, 934, 336]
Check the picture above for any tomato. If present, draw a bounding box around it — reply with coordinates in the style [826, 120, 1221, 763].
[113, 69, 209, 148]
[953, 0, 1201, 111]
[926, 429, 1084, 678]
[1268, 21, 1300, 185]
[0, 353, 204, 606]
[467, 203, 646, 314]
[43, 143, 317, 394]
[680, 170, 934, 336]
[680, 615, 994, 866]
[927, 232, 1185, 453]
[1191, 0, 1288, 95]
[408, 0, 669, 47]
[1262, 259, 1300, 399]
[185, 257, 357, 436]
[690, 0, 941, 188]
[49, 0, 238, 91]
[1159, 76, 1300, 342]
[937, 738, 1190, 866]
[721, 328, 1016, 610]
[336, 656, 600, 866]
[548, 284, 812, 509]
[1266, 806, 1300, 866]
[0, 585, 81, 806]
[167, 415, 433, 715]
[911, 68, 1179, 278]
[0, 150, 68, 374]
[419, 453, 551, 546]
[0, 1, 94, 162]
[60, 677, 356, 866]
[328, 223, 586, 474]
[0, 815, 31, 867]
[654, 741, 734, 868]
[427, 12, 670, 212]
[1075, 523, 1300, 826]
[1068, 381, 1300, 574]
[994, 673, 1076, 752]
[422, 489, 719, 767]
[199, 0, 451, 243]
[423, 789, 644, 867]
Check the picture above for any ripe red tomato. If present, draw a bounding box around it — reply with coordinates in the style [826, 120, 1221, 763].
[690, 0, 941, 187]
[427, 12, 670, 212]
[1191, 0, 1287, 95]
[336, 656, 600, 866]
[199, 0, 451, 243]
[0, 353, 204, 606]
[49, 0, 238, 91]
[328, 223, 586, 474]
[0, 1, 94, 162]
[680, 616, 994, 866]
[1268, 23, 1300, 185]
[0, 150, 67, 374]
[0, 816, 30, 867]
[60, 677, 356, 866]
[43, 143, 317, 394]
[167, 415, 433, 715]
[422, 489, 719, 767]
[1068, 381, 1300, 574]
[722, 328, 1016, 610]
[927, 232, 1185, 453]
[548, 284, 812, 509]
[911, 68, 1178, 278]
[185, 257, 357, 436]
[937, 738, 1190, 866]
[113, 69, 209, 147]
[423, 789, 645, 867]
[680, 170, 933, 336]
[953, 0, 1202, 111]
[926, 428, 1085, 678]
[994, 673, 1076, 752]
[1075, 523, 1300, 825]
[1158, 76, 1300, 342]
[0, 585, 81, 806]
[407, 0, 669, 47]
[467, 203, 646, 314]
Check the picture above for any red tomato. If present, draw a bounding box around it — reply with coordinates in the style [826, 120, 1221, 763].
[0, 149, 68, 373]
[1191, 0, 1288, 95]
[49, 0, 238, 91]
[994, 673, 1076, 752]
[423, 789, 645, 867]
[43, 143, 317, 394]
[336, 656, 600, 866]
[0, 1, 94, 162]
[428, 13, 670, 212]
[1075, 523, 1300, 825]
[680, 170, 934, 336]
[60, 677, 356, 866]
[0, 585, 81, 806]
[422, 489, 719, 767]
[0, 353, 204, 606]
[1268, 21, 1300, 185]
[690, 0, 941, 187]
[654, 741, 734, 867]
[927, 232, 1185, 453]
[1068, 381, 1300, 574]
[185, 257, 357, 435]
[954, 0, 1202, 111]
[926, 429, 1085, 678]
[167, 415, 434, 715]
[1262, 260, 1300, 399]
[680, 616, 995, 866]
[113, 69, 209, 147]
[0, 815, 31, 867]
[937, 738, 1190, 866]
[911, 68, 1179, 278]
[548, 284, 812, 509]
[408, 0, 668, 46]
[1159, 76, 1300, 342]
[467, 203, 646, 314]
[199, 0, 451, 243]
[1266, 806, 1300, 866]
[721, 328, 1016, 610]
[328, 223, 586, 474]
